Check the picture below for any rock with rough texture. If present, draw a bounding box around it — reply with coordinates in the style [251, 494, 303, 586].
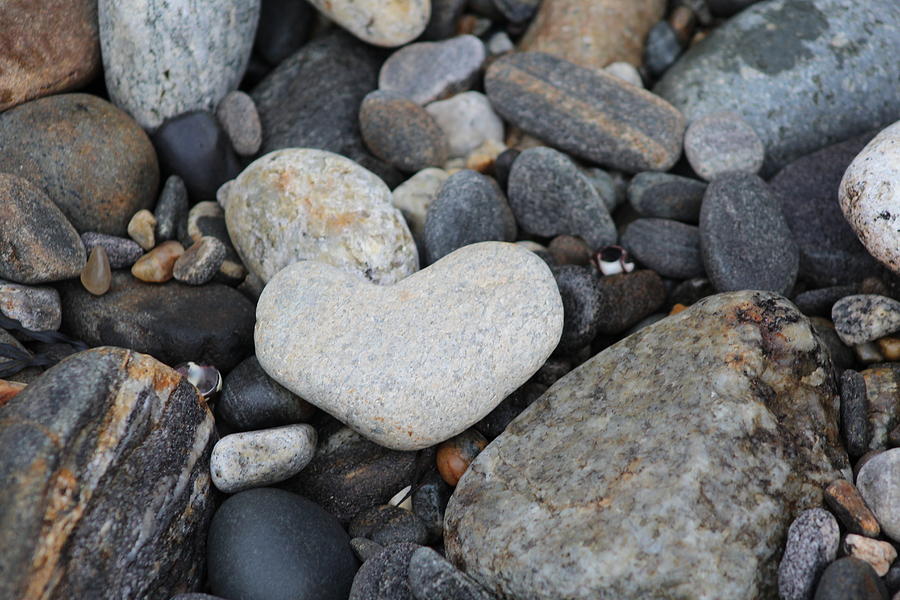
[216, 91, 262, 156]
[349, 543, 419, 600]
[684, 111, 765, 181]
[207, 488, 358, 600]
[486, 52, 685, 173]
[0, 347, 215, 600]
[219, 356, 315, 432]
[825, 479, 880, 538]
[840, 369, 870, 458]
[552, 266, 602, 354]
[251, 31, 401, 186]
[843, 534, 896, 577]
[211, 424, 317, 493]
[349, 505, 429, 547]
[0, 281, 61, 331]
[379, 36, 485, 105]
[426, 92, 504, 159]
[813, 557, 888, 600]
[832, 295, 900, 346]
[0, 0, 100, 111]
[644, 21, 682, 77]
[392, 168, 450, 242]
[423, 170, 516, 264]
[60, 272, 254, 371]
[360, 91, 449, 173]
[445, 291, 849, 600]
[0, 93, 159, 235]
[507, 147, 617, 249]
[778, 509, 840, 600]
[99, 0, 260, 131]
[860, 366, 900, 453]
[857, 449, 900, 543]
[256, 242, 562, 450]
[81, 233, 144, 270]
[654, 0, 900, 177]
[699, 172, 798, 294]
[223, 149, 418, 285]
[0, 174, 86, 284]
[621, 218, 704, 280]
[307, 0, 430, 47]
[412, 470, 452, 541]
[518, 0, 666, 70]
[628, 172, 706, 223]
[595, 270, 666, 334]
[408, 546, 495, 600]
[772, 132, 881, 287]
[839, 121, 900, 275]
[173, 237, 227, 286]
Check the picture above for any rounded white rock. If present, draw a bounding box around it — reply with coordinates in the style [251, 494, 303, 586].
[426, 92, 505, 159]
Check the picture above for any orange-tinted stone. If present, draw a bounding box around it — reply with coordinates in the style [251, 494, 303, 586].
[80, 246, 111, 296]
[824, 478, 880, 537]
[131, 241, 184, 283]
[437, 429, 488, 487]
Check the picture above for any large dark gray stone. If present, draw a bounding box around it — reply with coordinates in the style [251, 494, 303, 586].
[219, 355, 316, 431]
[0, 347, 216, 600]
[654, 0, 900, 176]
[621, 218, 704, 280]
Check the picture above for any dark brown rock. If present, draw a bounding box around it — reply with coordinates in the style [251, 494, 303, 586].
[0, 93, 159, 235]
[824, 479, 880, 537]
[0, 347, 216, 600]
[0, 0, 100, 111]
[360, 91, 449, 173]
[595, 270, 667, 334]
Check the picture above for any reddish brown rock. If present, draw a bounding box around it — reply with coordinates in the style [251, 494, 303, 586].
[0, 380, 26, 407]
[437, 429, 488, 486]
[824, 479, 880, 537]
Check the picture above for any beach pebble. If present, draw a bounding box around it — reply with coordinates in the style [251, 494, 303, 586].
[621, 218, 704, 280]
[253, 0, 314, 65]
[552, 266, 602, 354]
[595, 270, 666, 334]
[813, 557, 887, 600]
[392, 168, 450, 242]
[841, 369, 871, 459]
[826, 478, 880, 538]
[843, 535, 896, 577]
[128, 209, 157, 251]
[604, 62, 643, 88]
[131, 241, 184, 283]
[349, 543, 419, 600]
[408, 546, 496, 600]
[436, 429, 488, 487]
[628, 172, 706, 223]
[218, 356, 315, 431]
[307, 0, 429, 47]
[0, 281, 61, 331]
[426, 92, 504, 159]
[832, 295, 900, 346]
[81, 232, 144, 269]
[216, 90, 262, 156]
[684, 111, 765, 181]
[173, 237, 227, 286]
[80, 246, 112, 296]
[644, 21, 682, 77]
[360, 91, 449, 173]
[858, 449, 900, 543]
[412, 471, 452, 542]
[154, 176, 189, 243]
[349, 506, 429, 547]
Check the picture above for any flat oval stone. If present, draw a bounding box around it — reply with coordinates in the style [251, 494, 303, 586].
[99, 0, 260, 131]
[0, 0, 99, 111]
[485, 52, 685, 173]
[81, 232, 144, 269]
[832, 295, 900, 346]
[628, 172, 706, 223]
[426, 91, 504, 159]
[360, 91, 449, 173]
[210, 424, 317, 493]
[839, 121, 900, 275]
[131, 241, 185, 283]
[684, 111, 764, 181]
[306, 0, 430, 47]
[445, 291, 849, 600]
[0, 94, 159, 235]
[699, 172, 799, 294]
[216, 90, 262, 157]
[813, 557, 887, 600]
[654, 0, 900, 176]
[379, 35, 486, 105]
[595, 270, 667, 335]
[255, 242, 563, 450]
[223, 148, 417, 285]
[0, 347, 215, 599]
[219, 356, 316, 431]
[621, 218, 704, 280]
[507, 147, 617, 249]
[0, 173, 85, 284]
[778, 509, 840, 600]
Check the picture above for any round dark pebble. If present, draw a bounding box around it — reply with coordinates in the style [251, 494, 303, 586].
[492, 148, 519, 192]
[412, 470, 453, 542]
[348, 543, 420, 600]
[530, 356, 573, 387]
[627, 171, 706, 224]
[408, 546, 496, 600]
[154, 175, 189, 243]
[883, 563, 900, 593]
[621, 218, 704, 280]
[644, 21, 683, 77]
[793, 285, 858, 318]
[349, 505, 430, 547]
[668, 277, 715, 307]
[476, 381, 547, 440]
[813, 557, 887, 600]
[840, 369, 871, 459]
[219, 355, 316, 431]
[552, 265, 602, 354]
[207, 488, 358, 600]
[351, 537, 386, 563]
[596, 270, 667, 335]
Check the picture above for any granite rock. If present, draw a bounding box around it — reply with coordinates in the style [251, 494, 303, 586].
[860, 366, 900, 453]
[628, 172, 706, 224]
[216, 90, 262, 156]
[486, 52, 685, 173]
[858, 449, 900, 542]
[684, 111, 764, 181]
[379, 36, 486, 105]
[0, 93, 159, 235]
[445, 291, 849, 600]
[426, 92, 504, 159]
[349, 543, 419, 600]
[832, 295, 900, 346]
[223, 148, 418, 285]
[408, 546, 496, 600]
[306, 0, 430, 47]
[81, 233, 144, 270]
[0, 281, 61, 332]
[256, 242, 562, 450]
[778, 509, 840, 600]
[621, 218, 704, 280]
[218, 356, 316, 432]
[360, 91, 449, 173]
[99, 0, 260, 131]
[0, 347, 215, 599]
[210, 424, 316, 493]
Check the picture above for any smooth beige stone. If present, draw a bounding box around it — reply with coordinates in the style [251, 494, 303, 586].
[127, 209, 157, 251]
[130, 241, 184, 283]
[306, 0, 430, 47]
[80, 246, 112, 296]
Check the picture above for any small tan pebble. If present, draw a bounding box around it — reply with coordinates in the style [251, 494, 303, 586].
[127, 209, 157, 251]
[877, 337, 900, 361]
[842, 533, 897, 576]
[548, 235, 592, 266]
[824, 479, 880, 537]
[669, 5, 696, 45]
[131, 240, 184, 283]
[465, 138, 506, 173]
[670, 303, 689, 315]
[604, 62, 644, 88]
[854, 342, 884, 365]
[0, 379, 26, 407]
[437, 429, 488, 487]
[80, 246, 112, 296]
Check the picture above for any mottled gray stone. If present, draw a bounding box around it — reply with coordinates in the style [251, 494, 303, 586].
[99, 0, 260, 131]
[778, 509, 840, 600]
[0, 173, 85, 284]
[644, 21, 682, 77]
[841, 370, 870, 458]
[621, 218, 704, 280]
[219, 356, 316, 432]
[409, 547, 496, 600]
[223, 148, 418, 285]
[412, 470, 452, 541]
[307, 0, 429, 47]
[349, 505, 429, 547]
[351, 537, 385, 563]
[81, 232, 144, 270]
[832, 295, 900, 346]
[794, 286, 857, 318]
[860, 366, 900, 452]
[813, 557, 887, 600]
[654, 0, 900, 176]
[256, 242, 563, 450]
[173, 236, 227, 286]
[552, 266, 602, 355]
[580, 167, 623, 213]
[426, 92, 504, 159]
[155, 175, 189, 243]
[445, 291, 849, 600]
[628, 172, 706, 223]
[360, 91, 449, 173]
[216, 90, 262, 156]
[423, 170, 516, 264]
[0, 281, 61, 331]
[0, 347, 215, 600]
[379, 36, 486, 105]
[684, 111, 764, 181]
[699, 172, 799, 294]
[485, 51, 686, 173]
[211, 424, 317, 493]
[858, 449, 900, 542]
[839, 121, 900, 275]
[349, 543, 419, 600]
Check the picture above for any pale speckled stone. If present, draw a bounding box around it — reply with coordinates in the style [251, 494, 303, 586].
[127, 209, 156, 251]
[0, 281, 61, 331]
[210, 424, 317, 494]
[831, 295, 900, 346]
[839, 121, 900, 274]
[255, 242, 563, 451]
[604, 61, 644, 88]
[99, 0, 260, 131]
[778, 509, 840, 600]
[684, 111, 765, 181]
[223, 149, 418, 285]
[216, 90, 262, 156]
[307, 0, 430, 47]
[379, 36, 486, 105]
[843, 534, 897, 577]
[858, 449, 900, 543]
[445, 291, 849, 600]
[392, 168, 450, 241]
[426, 92, 504, 159]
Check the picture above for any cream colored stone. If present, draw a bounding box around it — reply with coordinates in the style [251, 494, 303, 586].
[127, 209, 157, 251]
[426, 92, 504, 158]
[842, 534, 897, 576]
[130, 240, 184, 283]
[210, 424, 316, 493]
[392, 168, 450, 241]
[306, 0, 430, 47]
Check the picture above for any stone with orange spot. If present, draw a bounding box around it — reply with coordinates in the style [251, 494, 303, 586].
[437, 429, 488, 486]
[131, 241, 185, 283]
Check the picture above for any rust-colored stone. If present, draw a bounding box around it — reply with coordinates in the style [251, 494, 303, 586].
[131, 241, 185, 283]
[824, 478, 880, 537]
[0, 380, 26, 407]
[436, 429, 488, 487]
[877, 337, 900, 361]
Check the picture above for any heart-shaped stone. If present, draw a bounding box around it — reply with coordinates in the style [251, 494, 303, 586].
[255, 242, 563, 450]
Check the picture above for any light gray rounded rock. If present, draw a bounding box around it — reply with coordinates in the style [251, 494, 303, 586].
[210, 424, 317, 494]
[216, 90, 262, 156]
[99, 0, 260, 131]
[604, 62, 644, 88]
[777, 508, 840, 600]
[831, 295, 900, 346]
[255, 242, 563, 450]
[0, 281, 61, 331]
[392, 168, 450, 242]
[306, 0, 430, 47]
[223, 148, 418, 285]
[839, 120, 900, 275]
[684, 111, 765, 181]
[426, 92, 504, 159]
[857, 449, 900, 543]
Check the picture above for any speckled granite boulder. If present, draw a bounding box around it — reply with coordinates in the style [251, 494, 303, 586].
[223, 149, 418, 285]
[256, 242, 563, 450]
[306, 0, 430, 47]
[99, 0, 260, 131]
[211, 424, 316, 493]
[0, 347, 216, 600]
[831, 295, 900, 346]
[839, 121, 900, 275]
[445, 291, 849, 600]
[654, 0, 900, 176]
